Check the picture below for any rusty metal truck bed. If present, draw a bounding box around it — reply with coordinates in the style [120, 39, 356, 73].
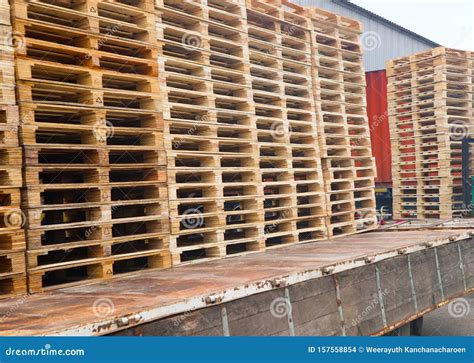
[0, 229, 472, 336]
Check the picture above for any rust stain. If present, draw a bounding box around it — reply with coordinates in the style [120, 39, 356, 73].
[0, 230, 471, 336]
[333, 275, 345, 331]
[371, 287, 474, 336]
[93, 312, 144, 335]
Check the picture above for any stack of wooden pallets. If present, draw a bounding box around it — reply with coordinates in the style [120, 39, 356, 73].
[0, 0, 26, 299]
[11, 0, 171, 293]
[157, 0, 265, 264]
[388, 47, 474, 219]
[246, 0, 327, 247]
[0, 0, 378, 297]
[307, 8, 377, 237]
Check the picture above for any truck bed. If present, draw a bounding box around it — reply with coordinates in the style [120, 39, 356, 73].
[0, 229, 472, 336]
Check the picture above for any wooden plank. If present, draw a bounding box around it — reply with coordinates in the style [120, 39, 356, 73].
[0, 0, 25, 300]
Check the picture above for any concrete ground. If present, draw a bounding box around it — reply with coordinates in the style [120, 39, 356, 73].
[422, 292, 474, 335]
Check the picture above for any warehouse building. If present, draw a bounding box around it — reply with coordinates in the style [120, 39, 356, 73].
[294, 0, 439, 71]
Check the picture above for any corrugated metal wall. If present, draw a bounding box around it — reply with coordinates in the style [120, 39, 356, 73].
[366, 70, 391, 184]
[293, 0, 434, 71]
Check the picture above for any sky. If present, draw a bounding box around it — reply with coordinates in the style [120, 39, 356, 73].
[352, 0, 474, 50]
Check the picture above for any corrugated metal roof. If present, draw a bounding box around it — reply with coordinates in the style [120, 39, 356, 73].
[293, 0, 440, 71]
[333, 0, 439, 47]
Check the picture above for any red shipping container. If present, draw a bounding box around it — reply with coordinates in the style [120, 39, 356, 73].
[365, 70, 392, 185]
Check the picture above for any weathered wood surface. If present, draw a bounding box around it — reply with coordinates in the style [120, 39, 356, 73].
[0, 230, 472, 336]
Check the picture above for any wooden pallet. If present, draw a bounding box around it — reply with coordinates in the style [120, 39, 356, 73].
[169, 225, 265, 265]
[388, 47, 473, 220]
[27, 249, 171, 293]
[0, 274, 27, 298]
[247, 1, 329, 247]
[159, 0, 270, 262]
[0, 251, 25, 275]
[306, 7, 377, 236]
[0, 1, 25, 299]
[2, 0, 380, 290]
[9, 0, 171, 292]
